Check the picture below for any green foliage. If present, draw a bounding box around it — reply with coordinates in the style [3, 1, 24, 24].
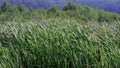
[63, 2, 77, 11]
[0, 1, 120, 68]
[17, 4, 26, 13]
[47, 6, 62, 17]
[0, 1, 11, 13]
[48, 6, 58, 13]
[29, 7, 34, 13]
[0, 19, 120, 68]
[0, 2, 120, 22]
[6, 7, 22, 21]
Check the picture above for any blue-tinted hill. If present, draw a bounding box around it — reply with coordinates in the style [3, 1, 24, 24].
[0, 0, 120, 14]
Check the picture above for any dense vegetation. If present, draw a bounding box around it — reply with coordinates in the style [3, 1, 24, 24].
[0, 2, 120, 22]
[0, 1, 120, 68]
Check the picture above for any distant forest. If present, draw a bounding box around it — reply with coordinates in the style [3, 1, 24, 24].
[0, 1, 120, 22]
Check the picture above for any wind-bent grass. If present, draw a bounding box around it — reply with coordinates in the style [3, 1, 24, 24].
[0, 18, 120, 68]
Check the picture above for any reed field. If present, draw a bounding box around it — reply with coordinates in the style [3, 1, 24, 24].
[0, 18, 120, 68]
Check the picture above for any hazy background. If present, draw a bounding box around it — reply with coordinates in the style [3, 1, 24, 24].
[0, 0, 120, 14]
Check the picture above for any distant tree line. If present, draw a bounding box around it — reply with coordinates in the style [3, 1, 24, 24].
[0, 1, 120, 22]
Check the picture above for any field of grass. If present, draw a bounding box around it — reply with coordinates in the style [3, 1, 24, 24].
[0, 18, 120, 68]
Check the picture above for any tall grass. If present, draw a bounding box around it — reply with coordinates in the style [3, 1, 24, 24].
[0, 18, 120, 68]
